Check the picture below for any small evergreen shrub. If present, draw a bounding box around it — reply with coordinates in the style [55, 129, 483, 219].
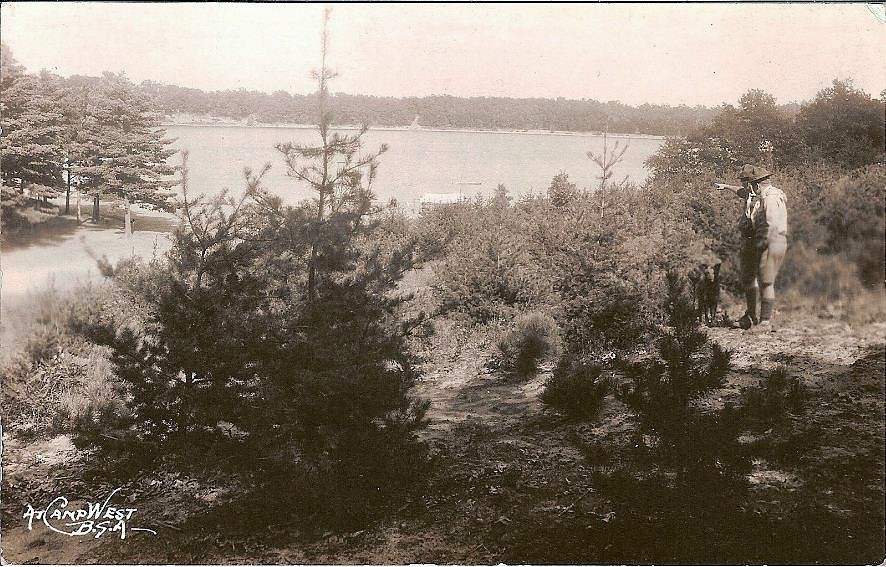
[22, 326, 61, 363]
[779, 243, 866, 302]
[819, 164, 885, 287]
[497, 311, 562, 377]
[742, 364, 807, 426]
[429, 195, 554, 325]
[616, 272, 736, 469]
[548, 171, 579, 207]
[541, 358, 609, 419]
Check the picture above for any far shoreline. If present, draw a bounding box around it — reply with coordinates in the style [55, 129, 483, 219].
[160, 120, 669, 141]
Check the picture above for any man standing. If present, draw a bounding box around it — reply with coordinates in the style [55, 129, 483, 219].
[713, 164, 789, 331]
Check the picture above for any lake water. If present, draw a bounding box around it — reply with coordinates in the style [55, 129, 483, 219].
[165, 125, 664, 207]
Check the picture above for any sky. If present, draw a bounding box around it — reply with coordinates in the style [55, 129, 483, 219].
[1, 2, 884, 107]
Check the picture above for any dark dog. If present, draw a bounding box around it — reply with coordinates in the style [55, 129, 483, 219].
[689, 262, 721, 326]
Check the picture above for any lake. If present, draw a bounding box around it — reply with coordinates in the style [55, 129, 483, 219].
[165, 125, 665, 207]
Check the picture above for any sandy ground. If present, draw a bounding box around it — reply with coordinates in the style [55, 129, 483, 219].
[1, 212, 175, 362]
[2, 209, 175, 301]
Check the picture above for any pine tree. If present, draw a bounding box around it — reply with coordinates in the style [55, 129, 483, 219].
[251, 8, 429, 465]
[273, 9, 388, 299]
[587, 129, 629, 219]
[57, 83, 91, 217]
[87, 11, 429, 523]
[617, 272, 742, 490]
[75, 72, 177, 229]
[1, 45, 66, 222]
[492, 183, 512, 209]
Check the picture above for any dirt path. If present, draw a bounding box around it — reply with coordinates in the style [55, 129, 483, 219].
[708, 313, 885, 372]
[413, 318, 549, 439]
[2, 311, 884, 564]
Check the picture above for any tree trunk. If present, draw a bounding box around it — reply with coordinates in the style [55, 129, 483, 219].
[76, 190, 82, 222]
[123, 196, 132, 237]
[65, 165, 72, 215]
[92, 195, 100, 223]
[600, 183, 605, 219]
[307, 191, 324, 300]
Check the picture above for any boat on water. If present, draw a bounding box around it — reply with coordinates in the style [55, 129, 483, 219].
[409, 115, 421, 130]
[455, 181, 482, 185]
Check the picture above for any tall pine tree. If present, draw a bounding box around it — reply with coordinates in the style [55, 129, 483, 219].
[75, 72, 178, 230]
[1, 44, 66, 223]
[86, 11, 430, 523]
[274, 8, 388, 299]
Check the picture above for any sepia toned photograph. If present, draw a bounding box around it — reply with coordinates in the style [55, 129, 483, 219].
[1, 2, 884, 564]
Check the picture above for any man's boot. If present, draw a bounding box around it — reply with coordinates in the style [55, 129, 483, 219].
[736, 287, 759, 330]
[757, 298, 775, 332]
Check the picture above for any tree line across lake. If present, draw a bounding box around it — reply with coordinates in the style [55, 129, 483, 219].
[142, 80, 720, 135]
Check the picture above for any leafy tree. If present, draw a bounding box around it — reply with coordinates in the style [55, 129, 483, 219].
[708, 89, 801, 169]
[139, 78, 719, 136]
[797, 79, 885, 169]
[645, 89, 799, 183]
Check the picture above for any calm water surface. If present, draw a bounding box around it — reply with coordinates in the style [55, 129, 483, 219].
[166, 126, 664, 206]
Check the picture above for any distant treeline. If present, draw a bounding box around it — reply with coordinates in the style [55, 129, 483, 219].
[137, 80, 723, 135]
